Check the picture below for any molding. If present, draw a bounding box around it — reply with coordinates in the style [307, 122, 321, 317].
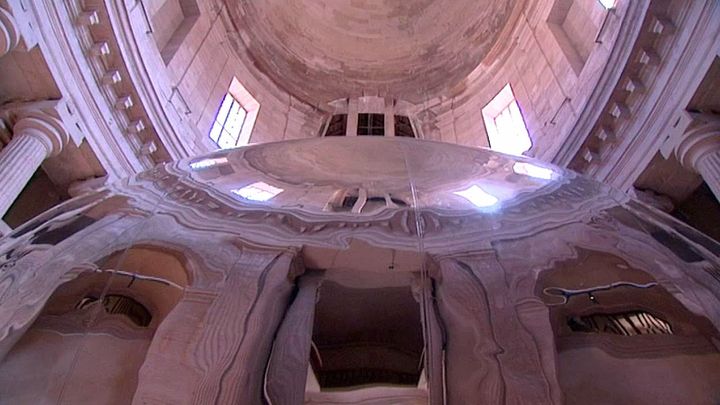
[551, 0, 650, 166]
[19, 1, 148, 181]
[104, 0, 196, 161]
[597, 0, 720, 190]
[556, 0, 720, 192]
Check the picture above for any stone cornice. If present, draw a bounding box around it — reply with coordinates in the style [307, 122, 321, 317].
[17, 1, 148, 180]
[559, 0, 720, 192]
[103, 0, 196, 160]
[551, 0, 650, 166]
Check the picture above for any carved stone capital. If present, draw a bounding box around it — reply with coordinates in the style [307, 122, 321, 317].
[675, 114, 720, 173]
[0, 6, 20, 56]
[12, 113, 69, 157]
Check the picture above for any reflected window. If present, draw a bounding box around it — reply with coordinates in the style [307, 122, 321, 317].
[482, 84, 532, 155]
[568, 311, 673, 336]
[358, 113, 385, 136]
[189, 156, 229, 170]
[513, 162, 555, 180]
[232, 182, 283, 202]
[76, 294, 152, 327]
[325, 114, 348, 136]
[209, 78, 259, 149]
[454, 185, 498, 208]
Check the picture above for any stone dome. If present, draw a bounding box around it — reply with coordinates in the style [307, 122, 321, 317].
[226, 0, 517, 104]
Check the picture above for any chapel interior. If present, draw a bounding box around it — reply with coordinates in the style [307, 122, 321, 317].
[1, 0, 720, 404]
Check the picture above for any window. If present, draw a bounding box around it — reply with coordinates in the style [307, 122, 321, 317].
[481, 84, 532, 155]
[209, 94, 248, 149]
[231, 182, 283, 202]
[77, 294, 152, 327]
[598, 0, 616, 9]
[568, 311, 673, 336]
[208, 78, 259, 149]
[324, 114, 348, 136]
[394, 115, 415, 138]
[358, 113, 385, 136]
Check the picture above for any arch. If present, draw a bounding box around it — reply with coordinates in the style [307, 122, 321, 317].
[0, 243, 192, 404]
[535, 248, 720, 404]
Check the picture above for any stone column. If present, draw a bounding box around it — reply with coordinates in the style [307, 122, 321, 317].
[0, 6, 20, 56]
[0, 114, 67, 218]
[675, 114, 720, 202]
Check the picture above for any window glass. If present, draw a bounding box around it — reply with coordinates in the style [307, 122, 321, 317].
[482, 84, 532, 155]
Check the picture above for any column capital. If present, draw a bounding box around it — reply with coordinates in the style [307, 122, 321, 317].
[0, 6, 20, 56]
[12, 113, 69, 157]
[675, 113, 720, 172]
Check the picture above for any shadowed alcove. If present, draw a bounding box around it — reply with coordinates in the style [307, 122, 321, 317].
[0, 245, 189, 404]
[537, 248, 720, 404]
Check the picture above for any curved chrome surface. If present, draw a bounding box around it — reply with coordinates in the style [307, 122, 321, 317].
[1, 138, 720, 404]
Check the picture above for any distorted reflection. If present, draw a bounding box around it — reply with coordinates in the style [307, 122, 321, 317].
[232, 182, 283, 201]
[189, 156, 229, 170]
[513, 162, 555, 180]
[453, 185, 498, 208]
[1, 138, 719, 404]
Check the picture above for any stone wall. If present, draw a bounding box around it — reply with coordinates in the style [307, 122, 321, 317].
[423, 0, 630, 161]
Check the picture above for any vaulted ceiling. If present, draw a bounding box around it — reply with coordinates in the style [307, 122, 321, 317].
[224, 0, 518, 105]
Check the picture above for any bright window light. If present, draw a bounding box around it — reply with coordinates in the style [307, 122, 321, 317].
[189, 157, 229, 170]
[232, 182, 283, 202]
[209, 94, 248, 149]
[513, 162, 555, 180]
[209, 78, 259, 149]
[482, 84, 532, 156]
[598, 0, 616, 9]
[454, 185, 499, 208]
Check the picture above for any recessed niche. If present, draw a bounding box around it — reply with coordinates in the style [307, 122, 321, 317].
[547, 0, 602, 75]
[151, 0, 200, 65]
[310, 281, 423, 389]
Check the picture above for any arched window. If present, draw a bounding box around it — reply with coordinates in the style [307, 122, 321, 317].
[76, 294, 152, 327]
[481, 84, 532, 155]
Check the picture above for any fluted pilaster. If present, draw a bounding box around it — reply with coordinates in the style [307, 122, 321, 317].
[0, 7, 19, 57]
[0, 115, 68, 217]
[675, 114, 720, 203]
[695, 151, 720, 202]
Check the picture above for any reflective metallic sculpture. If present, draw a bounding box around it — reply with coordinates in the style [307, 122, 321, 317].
[1, 138, 719, 404]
